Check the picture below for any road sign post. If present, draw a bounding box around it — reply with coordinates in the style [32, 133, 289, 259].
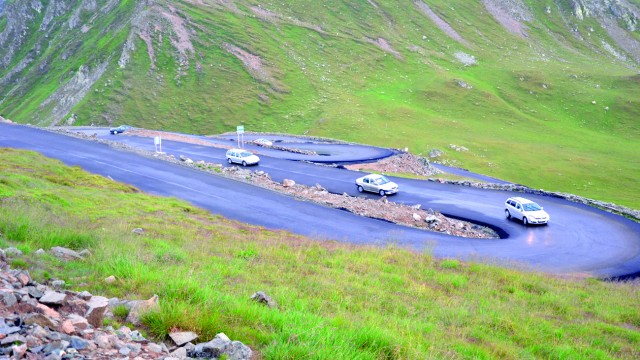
[154, 136, 162, 153]
[236, 125, 245, 148]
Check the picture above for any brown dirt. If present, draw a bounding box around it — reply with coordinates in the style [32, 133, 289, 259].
[345, 153, 442, 177]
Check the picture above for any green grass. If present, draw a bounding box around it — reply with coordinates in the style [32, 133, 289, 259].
[1, 0, 639, 208]
[1, 148, 639, 359]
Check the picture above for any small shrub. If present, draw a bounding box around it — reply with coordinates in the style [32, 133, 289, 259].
[440, 259, 460, 269]
[236, 248, 257, 260]
[10, 258, 29, 269]
[16, 244, 32, 255]
[113, 305, 130, 321]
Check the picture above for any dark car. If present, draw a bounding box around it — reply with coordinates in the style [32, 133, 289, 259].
[110, 125, 132, 135]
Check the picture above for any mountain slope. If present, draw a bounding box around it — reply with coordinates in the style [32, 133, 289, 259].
[1, 0, 639, 207]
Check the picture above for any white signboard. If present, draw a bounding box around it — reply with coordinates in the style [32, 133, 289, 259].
[154, 136, 162, 153]
[236, 125, 245, 148]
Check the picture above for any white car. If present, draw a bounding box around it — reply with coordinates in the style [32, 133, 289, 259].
[355, 174, 399, 196]
[505, 197, 550, 225]
[226, 149, 260, 166]
[253, 138, 273, 147]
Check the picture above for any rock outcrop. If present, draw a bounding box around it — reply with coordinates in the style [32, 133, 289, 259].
[0, 249, 253, 359]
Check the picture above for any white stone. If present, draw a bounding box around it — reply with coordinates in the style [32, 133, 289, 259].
[169, 331, 198, 346]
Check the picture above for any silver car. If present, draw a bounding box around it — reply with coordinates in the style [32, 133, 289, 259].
[226, 149, 260, 166]
[505, 197, 550, 225]
[355, 174, 399, 196]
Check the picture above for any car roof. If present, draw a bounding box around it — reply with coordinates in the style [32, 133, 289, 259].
[507, 197, 534, 204]
[365, 174, 384, 179]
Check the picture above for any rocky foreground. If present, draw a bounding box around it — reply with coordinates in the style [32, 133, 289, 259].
[0, 247, 253, 360]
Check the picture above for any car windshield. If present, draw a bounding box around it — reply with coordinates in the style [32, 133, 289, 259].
[373, 176, 389, 185]
[523, 203, 542, 211]
[240, 151, 253, 157]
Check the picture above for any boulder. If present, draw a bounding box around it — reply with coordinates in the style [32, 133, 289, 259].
[11, 344, 27, 358]
[428, 149, 443, 158]
[169, 331, 198, 346]
[15, 271, 30, 286]
[58, 319, 76, 335]
[78, 249, 92, 258]
[67, 314, 90, 331]
[227, 340, 253, 360]
[26, 286, 44, 299]
[5, 247, 22, 257]
[36, 303, 61, 319]
[250, 291, 276, 308]
[188, 333, 252, 360]
[39, 291, 67, 305]
[0, 334, 26, 346]
[282, 179, 296, 187]
[23, 313, 57, 328]
[125, 294, 160, 326]
[170, 346, 188, 359]
[85, 296, 109, 328]
[50, 280, 66, 290]
[50, 247, 83, 261]
[424, 215, 438, 224]
[0, 290, 17, 307]
[77, 291, 93, 300]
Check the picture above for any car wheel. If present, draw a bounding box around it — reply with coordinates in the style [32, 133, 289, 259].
[379, 189, 386, 196]
[523, 217, 528, 226]
[505, 209, 511, 219]
[242, 161, 247, 166]
[227, 158, 232, 164]
[357, 185, 364, 193]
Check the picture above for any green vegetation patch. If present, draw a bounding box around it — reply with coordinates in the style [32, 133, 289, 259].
[1, 148, 639, 359]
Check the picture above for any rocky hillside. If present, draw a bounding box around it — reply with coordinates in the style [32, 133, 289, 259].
[0, 0, 638, 129]
[1, 1, 640, 208]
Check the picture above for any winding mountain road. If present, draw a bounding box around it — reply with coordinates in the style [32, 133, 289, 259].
[1, 123, 639, 279]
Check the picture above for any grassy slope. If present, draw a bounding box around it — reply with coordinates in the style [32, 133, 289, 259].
[1, 148, 639, 359]
[1, 0, 639, 208]
[0, 0, 136, 125]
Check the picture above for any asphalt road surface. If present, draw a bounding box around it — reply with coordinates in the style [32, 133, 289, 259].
[1, 123, 639, 279]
